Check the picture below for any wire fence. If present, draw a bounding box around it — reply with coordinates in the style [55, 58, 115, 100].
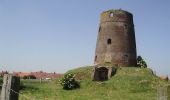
[0, 85, 38, 100]
[1, 84, 170, 100]
[158, 85, 170, 100]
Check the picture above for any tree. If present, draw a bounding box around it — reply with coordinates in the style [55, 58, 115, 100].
[137, 56, 147, 68]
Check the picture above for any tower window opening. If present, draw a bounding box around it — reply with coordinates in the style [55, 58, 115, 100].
[95, 56, 97, 62]
[98, 26, 101, 32]
[107, 39, 112, 45]
[124, 25, 128, 29]
[124, 55, 129, 62]
[109, 13, 114, 17]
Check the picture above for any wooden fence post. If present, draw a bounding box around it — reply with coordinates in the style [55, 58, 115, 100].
[1, 74, 20, 100]
[159, 85, 170, 100]
[168, 85, 170, 100]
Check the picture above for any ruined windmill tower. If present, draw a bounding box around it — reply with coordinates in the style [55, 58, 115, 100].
[94, 9, 137, 67]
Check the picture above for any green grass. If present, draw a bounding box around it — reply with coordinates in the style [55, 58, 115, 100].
[19, 66, 170, 100]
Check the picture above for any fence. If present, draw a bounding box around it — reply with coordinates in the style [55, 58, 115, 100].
[159, 85, 170, 100]
[0, 74, 40, 100]
[0, 74, 170, 100]
[1, 74, 20, 100]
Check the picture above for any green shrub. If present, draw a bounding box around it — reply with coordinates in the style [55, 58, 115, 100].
[0, 78, 3, 89]
[59, 73, 80, 90]
[137, 56, 147, 68]
[0, 78, 3, 85]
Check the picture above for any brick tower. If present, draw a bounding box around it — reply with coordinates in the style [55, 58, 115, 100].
[94, 9, 137, 67]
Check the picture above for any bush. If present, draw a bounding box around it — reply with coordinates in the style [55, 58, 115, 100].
[59, 73, 80, 90]
[0, 78, 3, 85]
[23, 75, 36, 79]
[0, 78, 3, 89]
[137, 56, 147, 68]
[20, 81, 26, 90]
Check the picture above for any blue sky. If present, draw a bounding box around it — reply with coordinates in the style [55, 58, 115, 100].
[0, 0, 169, 76]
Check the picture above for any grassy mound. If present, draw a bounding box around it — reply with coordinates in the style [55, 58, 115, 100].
[19, 66, 170, 100]
[65, 66, 93, 81]
[66, 66, 169, 100]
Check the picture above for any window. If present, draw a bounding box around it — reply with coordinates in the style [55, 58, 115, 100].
[95, 56, 97, 62]
[107, 39, 111, 45]
[109, 13, 114, 17]
[124, 24, 128, 29]
[124, 55, 128, 62]
[98, 26, 101, 32]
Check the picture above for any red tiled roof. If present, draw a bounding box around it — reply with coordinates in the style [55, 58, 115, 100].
[13, 71, 63, 79]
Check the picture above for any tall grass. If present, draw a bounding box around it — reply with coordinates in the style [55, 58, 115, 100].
[19, 67, 170, 100]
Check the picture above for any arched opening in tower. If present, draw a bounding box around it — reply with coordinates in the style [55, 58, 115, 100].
[98, 26, 101, 32]
[109, 13, 114, 17]
[107, 39, 112, 45]
[95, 67, 108, 81]
[95, 56, 97, 62]
[123, 55, 129, 62]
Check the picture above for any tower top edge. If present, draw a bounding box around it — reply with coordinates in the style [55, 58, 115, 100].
[101, 9, 133, 16]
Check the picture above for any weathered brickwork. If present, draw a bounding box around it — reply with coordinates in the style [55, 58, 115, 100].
[94, 9, 137, 67]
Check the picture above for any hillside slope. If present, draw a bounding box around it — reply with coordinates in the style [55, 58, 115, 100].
[20, 66, 170, 100]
